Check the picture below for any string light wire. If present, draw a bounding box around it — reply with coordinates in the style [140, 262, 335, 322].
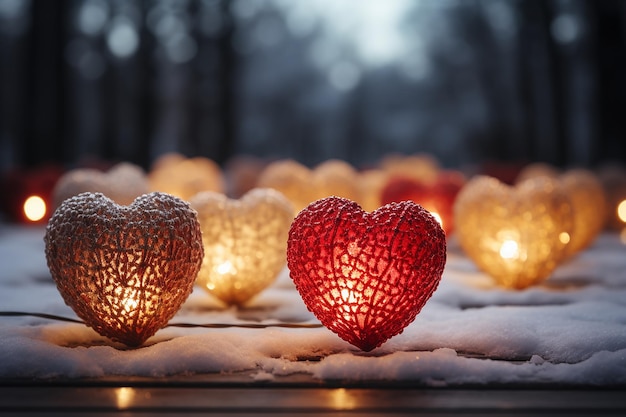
[0, 311, 323, 329]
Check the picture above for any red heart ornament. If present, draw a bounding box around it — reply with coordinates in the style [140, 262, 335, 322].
[287, 197, 446, 351]
[44, 192, 204, 347]
[380, 171, 465, 235]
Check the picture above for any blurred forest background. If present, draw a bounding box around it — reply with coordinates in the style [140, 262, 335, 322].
[0, 0, 625, 171]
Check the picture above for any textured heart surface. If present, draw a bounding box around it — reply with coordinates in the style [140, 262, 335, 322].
[44, 192, 203, 346]
[189, 188, 294, 306]
[454, 176, 574, 289]
[287, 197, 446, 351]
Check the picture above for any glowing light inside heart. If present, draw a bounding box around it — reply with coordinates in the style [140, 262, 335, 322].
[454, 176, 576, 289]
[499, 239, 519, 260]
[190, 188, 294, 306]
[23, 195, 46, 222]
[216, 260, 236, 275]
[341, 285, 360, 304]
[121, 296, 139, 313]
[618, 200, 626, 223]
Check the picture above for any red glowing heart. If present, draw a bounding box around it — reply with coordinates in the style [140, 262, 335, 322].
[380, 171, 465, 235]
[287, 197, 446, 351]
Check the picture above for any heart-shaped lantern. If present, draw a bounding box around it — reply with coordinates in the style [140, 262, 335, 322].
[380, 171, 465, 235]
[559, 169, 607, 257]
[52, 162, 149, 208]
[454, 176, 574, 289]
[149, 156, 224, 201]
[515, 167, 607, 257]
[287, 197, 446, 351]
[44, 192, 203, 346]
[313, 159, 361, 203]
[256, 160, 313, 213]
[189, 188, 294, 306]
[257, 159, 359, 213]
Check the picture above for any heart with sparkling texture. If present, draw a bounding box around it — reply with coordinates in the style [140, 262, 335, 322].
[453, 176, 574, 289]
[287, 197, 446, 351]
[189, 188, 294, 306]
[44, 192, 204, 347]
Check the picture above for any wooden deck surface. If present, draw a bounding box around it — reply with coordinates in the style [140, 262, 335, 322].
[1, 375, 625, 416]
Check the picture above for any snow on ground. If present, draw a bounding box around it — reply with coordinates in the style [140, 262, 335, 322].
[0, 224, 625, 385]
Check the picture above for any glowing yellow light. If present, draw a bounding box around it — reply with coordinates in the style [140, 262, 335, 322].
[23, 195, 46, 222]
[216, 260, 236, 275]
[330, 388, 357, 410]
[340, 287, 360, 304]
[115, 387, 135, 409]
[499, 239, 519, 260]
[559, 232, 571, 245]
[122, 297, 138, 313]
[618, 200, 626, 223]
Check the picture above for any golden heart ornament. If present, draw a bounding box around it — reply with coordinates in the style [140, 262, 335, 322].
[189, 188, 294, 306]
[454, 176, 574, 289]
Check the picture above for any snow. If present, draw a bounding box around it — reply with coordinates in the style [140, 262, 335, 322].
[1, 224, 625, 385]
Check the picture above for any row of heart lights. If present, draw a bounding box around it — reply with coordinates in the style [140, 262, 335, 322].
[41, 154, 623, 350]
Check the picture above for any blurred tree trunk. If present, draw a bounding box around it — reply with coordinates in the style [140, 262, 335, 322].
[20, 0, 69, 167]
